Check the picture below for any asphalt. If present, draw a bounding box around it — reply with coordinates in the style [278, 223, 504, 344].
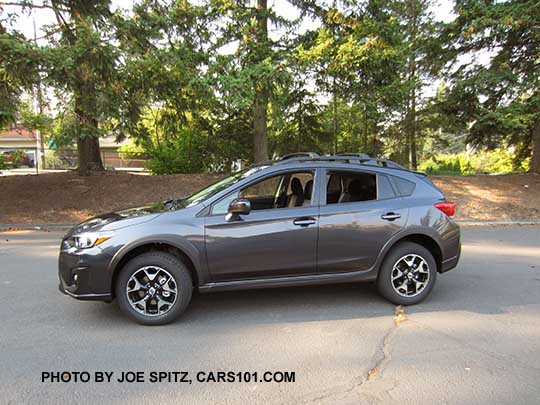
[0, 226, 539, 404]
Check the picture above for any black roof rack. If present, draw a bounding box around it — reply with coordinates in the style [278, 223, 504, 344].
[334, 153, 371, 160]
[253, 152, 408, 172]
[281, 152, 320, 160]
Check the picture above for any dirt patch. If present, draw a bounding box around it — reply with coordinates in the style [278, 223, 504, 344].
[432, 173, 540, 222]
[0, 171, 220, 224]
[0, 171, 539, 224]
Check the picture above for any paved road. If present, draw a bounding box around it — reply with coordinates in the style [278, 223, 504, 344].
[1, 227, 539, 404]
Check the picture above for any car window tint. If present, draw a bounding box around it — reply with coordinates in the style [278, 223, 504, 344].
[211, 171, 315, 214]
[211, 191, 239, 215]
[393, 177, 416, 196]
[377, 175, 396, 199]
[241, 176, 281, 200]
[326, 174, 342, 204]
[326, 171, 377, 204]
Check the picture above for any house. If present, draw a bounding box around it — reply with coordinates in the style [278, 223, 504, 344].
[99, 136, 145, 168]
[0, 126, 145, 169]
[0, 125, 40, 167]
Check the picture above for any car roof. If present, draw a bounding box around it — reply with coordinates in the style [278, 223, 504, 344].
[252, 153, 425, 182]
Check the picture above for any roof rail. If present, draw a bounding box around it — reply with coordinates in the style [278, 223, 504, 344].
[252, 152, 408, 173]
[334, 153, 371, 159]
[280, 152, 320, 160]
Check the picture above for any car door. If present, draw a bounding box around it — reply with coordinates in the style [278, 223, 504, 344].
[204, 169, 321, 281]
[317, 168, 407, 273]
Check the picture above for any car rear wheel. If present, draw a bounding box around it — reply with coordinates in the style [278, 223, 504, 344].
[116, 252, 193, 325]
[377, 242, 437, 305]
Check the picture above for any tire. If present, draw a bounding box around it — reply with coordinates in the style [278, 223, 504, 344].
[116, 252, 193, 325]
[377, 242, 437, 306]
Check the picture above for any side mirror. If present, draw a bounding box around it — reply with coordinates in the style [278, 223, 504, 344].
[226, 198, 251, 221]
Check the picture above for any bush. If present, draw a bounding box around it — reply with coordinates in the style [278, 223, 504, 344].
[419, 148, 525, 175]
[144, 130, 207, 174]
[1, 150, 30, 168]
[118, 142, 147, 160]
[0, 155, 7, 170]
[45, 150, 63, 169]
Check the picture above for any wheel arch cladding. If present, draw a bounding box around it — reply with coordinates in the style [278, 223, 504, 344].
[111, 242, 199, 297]
[384, 234, 442, 273]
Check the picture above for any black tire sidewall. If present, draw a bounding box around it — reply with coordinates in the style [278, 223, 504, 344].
[377, 242, 437, 306]
[116, 252, 193, 325]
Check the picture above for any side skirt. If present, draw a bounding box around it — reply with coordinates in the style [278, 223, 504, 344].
[198, 267, 379, 293]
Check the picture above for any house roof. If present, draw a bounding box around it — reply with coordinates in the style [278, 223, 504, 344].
[100, 136, 129, 148]
[0, 126, 36, 141]
[0, 127, 129, 148]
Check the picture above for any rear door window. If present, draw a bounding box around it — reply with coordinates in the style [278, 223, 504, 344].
[325, 171, 396, 204]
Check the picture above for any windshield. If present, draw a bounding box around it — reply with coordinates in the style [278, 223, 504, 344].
[180, 166, 268, 208]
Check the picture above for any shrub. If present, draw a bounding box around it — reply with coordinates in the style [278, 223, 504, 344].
[45, 150, 64, 169]
[118, 142, 147, 160]
[0, 155, 7, 170]
[1, 150, 29, 168]
[419, 148, 525, 175]
[144, 130, 207, 174]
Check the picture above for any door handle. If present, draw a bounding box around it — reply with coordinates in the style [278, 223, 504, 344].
[293, 217, 317, 227]
[381, 212, 401, 221]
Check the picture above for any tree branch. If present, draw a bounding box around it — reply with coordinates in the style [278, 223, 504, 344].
[0, 1, 66, 11]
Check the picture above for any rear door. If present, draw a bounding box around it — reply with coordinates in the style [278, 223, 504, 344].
[317, 168, 407, 273]
[204, 169, 321, 281]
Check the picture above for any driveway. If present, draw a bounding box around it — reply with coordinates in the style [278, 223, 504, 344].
[0, 226, 539, 404]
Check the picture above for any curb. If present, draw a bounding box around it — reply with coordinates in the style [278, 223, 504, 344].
[456, 220, 540, 226]
[0, 223, 73, 232]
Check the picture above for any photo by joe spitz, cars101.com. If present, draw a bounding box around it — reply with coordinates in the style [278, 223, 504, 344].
[58, 152, 460, 325]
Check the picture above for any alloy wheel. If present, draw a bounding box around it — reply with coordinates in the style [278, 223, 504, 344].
[126, 266, 178, 316]
[391, 254, 430, 298]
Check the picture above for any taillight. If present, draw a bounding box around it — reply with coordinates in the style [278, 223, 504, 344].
[434, 201, 456, 217]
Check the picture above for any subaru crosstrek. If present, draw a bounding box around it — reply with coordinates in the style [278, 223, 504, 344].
[59, 153, 461, 325]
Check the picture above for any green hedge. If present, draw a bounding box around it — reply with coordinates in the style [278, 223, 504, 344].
[419, 149, 528, 175]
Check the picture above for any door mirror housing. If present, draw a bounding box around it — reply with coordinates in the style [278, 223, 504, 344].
[226, 198, 251, 221]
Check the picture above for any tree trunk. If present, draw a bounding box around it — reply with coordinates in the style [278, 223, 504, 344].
[253, 0, 269, 163]
[405, 0, 418, 170]
[409, 84, 418, 170]
[530, 122, 540, 174]
[77, 135, 104, 176]
[75, 106, 104, 176]
[332, 88, 338, 155]
[74, 75, 104, 175]
[253, 88, 268, 162]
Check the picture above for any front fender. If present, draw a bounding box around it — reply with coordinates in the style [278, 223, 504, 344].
[107, 234, 202, 274]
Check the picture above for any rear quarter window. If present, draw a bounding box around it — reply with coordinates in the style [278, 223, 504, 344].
[377, 175, 396, 199]
[393, 176, 416, 196]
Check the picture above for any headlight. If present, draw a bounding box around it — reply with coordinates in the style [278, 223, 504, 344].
[67, 232, 113, 249]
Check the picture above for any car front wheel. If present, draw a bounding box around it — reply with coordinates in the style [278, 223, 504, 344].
[377, 242, 437, 306]
[116, 252, 193, 325]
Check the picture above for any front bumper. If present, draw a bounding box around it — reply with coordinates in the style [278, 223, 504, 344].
[58, 244, 115, 301]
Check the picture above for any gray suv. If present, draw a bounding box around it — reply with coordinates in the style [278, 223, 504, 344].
[59, 153, 460, 325]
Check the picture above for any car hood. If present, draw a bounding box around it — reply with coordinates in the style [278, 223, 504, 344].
[67, 200, 187, 235]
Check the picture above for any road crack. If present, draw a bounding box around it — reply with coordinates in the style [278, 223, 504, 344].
[303, 306, 407, 403]
[365, 305, 407, 382]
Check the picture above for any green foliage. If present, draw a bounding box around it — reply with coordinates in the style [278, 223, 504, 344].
[144, 129, 207, 174]
[1, 150, 28, 168]
[0, 155, 7, 170]
[44, 150, 63, 169]
[444, 0, 540, 172]
[418, 149, 526, 175]
[1, 0, 537, 174]
[118, 142, 146, 160]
